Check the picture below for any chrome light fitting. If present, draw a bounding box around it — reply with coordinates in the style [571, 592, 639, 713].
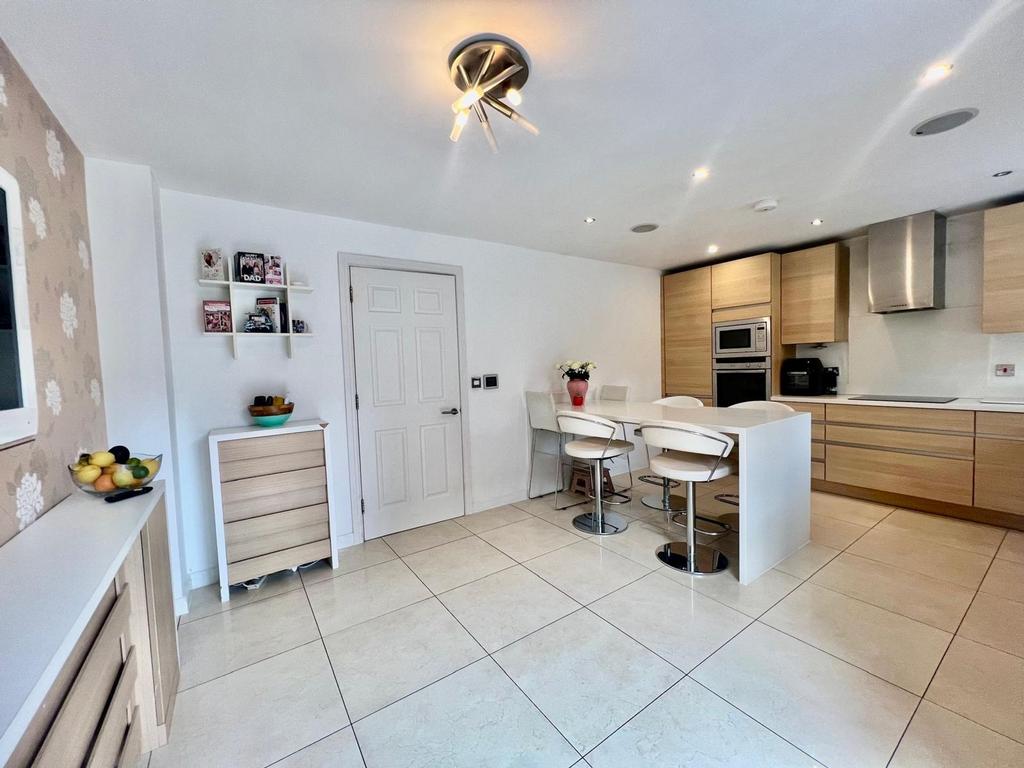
[448, 38, 538, 151]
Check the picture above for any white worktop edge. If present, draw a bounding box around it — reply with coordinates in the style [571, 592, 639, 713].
[207, 418, 327, 441]
[772, 394, 1024, 413]
[0, 482, 165, 763]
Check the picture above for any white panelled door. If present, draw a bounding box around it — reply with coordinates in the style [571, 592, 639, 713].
[350, 267, 465, 538]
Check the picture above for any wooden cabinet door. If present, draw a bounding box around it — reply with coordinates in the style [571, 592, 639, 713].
[141, 500, 178, 730]
[662, 267, 712, 397]
[975, 437, 1024, 516]
[781, 244, 849, 344]
[983, 201, 1024, 333]
[711, 254, 772, 309]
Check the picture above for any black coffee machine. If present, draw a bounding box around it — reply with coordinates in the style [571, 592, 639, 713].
[781, 358, 838, 396]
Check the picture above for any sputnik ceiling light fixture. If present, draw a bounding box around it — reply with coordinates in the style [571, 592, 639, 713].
[448, 37, 538, 151]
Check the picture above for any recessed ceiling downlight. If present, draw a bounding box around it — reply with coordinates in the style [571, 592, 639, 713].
[911, 108, 978, 136]
[631, 223, 659, 233]
[584, 216, 596, 224]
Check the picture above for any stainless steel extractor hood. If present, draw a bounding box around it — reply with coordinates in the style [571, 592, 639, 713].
[867, 211, 946, 313]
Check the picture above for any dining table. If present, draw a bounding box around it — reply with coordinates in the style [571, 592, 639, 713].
[573, 400, 811, 585]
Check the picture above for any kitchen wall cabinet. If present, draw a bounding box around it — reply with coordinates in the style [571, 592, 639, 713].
[711, 253, 772, 310]
[662, 267, 712, 398]
[982, 200, 1024, 333]
[780, 243, 849, 344]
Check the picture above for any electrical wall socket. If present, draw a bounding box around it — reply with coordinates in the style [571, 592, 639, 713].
[995, 363, 1016, 377]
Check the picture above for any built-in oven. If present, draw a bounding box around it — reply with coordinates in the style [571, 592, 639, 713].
[713, 318, 770, 358]
[713, 358, 772, 407]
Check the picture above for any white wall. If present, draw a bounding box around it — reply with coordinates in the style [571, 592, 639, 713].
[157, 189, 662, 589]
[797, 210, 1024, 399]
[85, 158, 189, 613]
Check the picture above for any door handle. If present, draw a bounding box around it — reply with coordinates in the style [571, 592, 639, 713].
[441, 408, 460, 415]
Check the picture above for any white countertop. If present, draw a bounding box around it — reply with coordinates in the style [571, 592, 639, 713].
[772, 394, 1024, 414]
[0, 483, 165, 763]
[577, 401, 808, 434]
[208, 417, 326, 441]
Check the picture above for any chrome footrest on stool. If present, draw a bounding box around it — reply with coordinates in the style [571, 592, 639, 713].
[573, 510, 630, 536]
[670, 512, 732, 538]
[657, 541, 728, 575]
[638, 474, 680, 488]
[714, 493, 739, 507]
[641, 493, 686, 511]
[585, 489, 632, 506]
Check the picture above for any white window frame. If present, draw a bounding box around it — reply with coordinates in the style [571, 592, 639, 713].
[0, 165, 37, 448]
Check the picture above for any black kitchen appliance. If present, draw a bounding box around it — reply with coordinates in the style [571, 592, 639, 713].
[780, 358, 838, 396]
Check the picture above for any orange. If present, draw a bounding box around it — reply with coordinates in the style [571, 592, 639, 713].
[93, 474, 116, 492]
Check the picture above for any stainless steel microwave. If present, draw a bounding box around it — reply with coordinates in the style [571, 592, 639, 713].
[713, 318, 770, 358]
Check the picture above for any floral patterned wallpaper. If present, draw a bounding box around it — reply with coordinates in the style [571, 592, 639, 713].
[0, 39, 105, 545]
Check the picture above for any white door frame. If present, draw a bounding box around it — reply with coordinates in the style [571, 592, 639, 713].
[338, 252, 473, 543]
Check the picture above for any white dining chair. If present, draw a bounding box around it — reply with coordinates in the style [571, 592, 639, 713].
[526, 391, 567, 498]
[714, 400, 796, 506]
[640, 420, 733, 574]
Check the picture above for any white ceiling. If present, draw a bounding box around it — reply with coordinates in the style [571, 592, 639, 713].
[4, 0, 1023, 269]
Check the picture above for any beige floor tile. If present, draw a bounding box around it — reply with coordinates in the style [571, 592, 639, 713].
[353, 658, 579, 768]
[588, 678, 824, 768]
[523, 539, 651, 604]
[880, 509, 1005, 556]
[183, 569, 303, 625]
[661, 562, 801, 617]
[692, 622, 918, 768]
[593, 521, 671, 568]
[811, 491, 893, 526]
[980, 557, 1024, 603]
[811, 513, 871, 550]
[848, 526, 992, 588]
[438, 566, 579, 652]
[300, 539, 396, 585]
[926, 637, 1024, 742]
[150, 642, 348, 768]
[402, 535, 515, 593]
[959, 592, 1024, 658]
[323, 598, 484, 720]
[494, 610, 681, 753]
[178, 588, 320, 689]
[271, 727, 365, 768]
[457, 504, 532, 533]
[997, 530, 1024, 564]
[889, 700, 1024, 768]
[761, 583, 951, 694]
[478, 516, 581, 561]
[383, 519, 472, 556]
[774, 541, 840, 580]
[305, 559, 431, 636]
[811, 552, 975, 632]
[526, 503, 598, 536]
[591, 572, 751, 672]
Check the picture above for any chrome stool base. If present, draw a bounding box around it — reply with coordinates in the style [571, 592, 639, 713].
[657, 541, 728, 575]
[670, 512, 732, 538]
[573, 510, 630, 536]
[714, 493, 739, 507]
[639, 474, 680, 488]
[641, 493, 686, 511]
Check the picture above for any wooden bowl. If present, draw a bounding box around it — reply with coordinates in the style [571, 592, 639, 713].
[248, 402, 294, 427]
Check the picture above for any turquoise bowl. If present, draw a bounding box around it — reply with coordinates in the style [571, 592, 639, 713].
[253, 413, 292, 428]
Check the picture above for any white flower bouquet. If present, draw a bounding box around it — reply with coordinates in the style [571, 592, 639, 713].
[556, 360, 597, 381]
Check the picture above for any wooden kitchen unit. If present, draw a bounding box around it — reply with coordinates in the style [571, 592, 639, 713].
[780, 243, 850, 345]
[982, 199, 1024, 333]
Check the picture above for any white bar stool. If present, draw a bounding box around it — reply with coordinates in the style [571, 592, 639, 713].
[640, 420, 733, 574]
[555, 411, 634, 535]
[599, 384, 633, 490]
[714, 400, 795, 507]
[638, 396, 703, 512]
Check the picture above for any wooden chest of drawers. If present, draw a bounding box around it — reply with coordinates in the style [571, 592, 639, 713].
[209, 420, 338, 601]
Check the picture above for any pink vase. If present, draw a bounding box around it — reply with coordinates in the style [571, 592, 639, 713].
[566, 378, 589, 407]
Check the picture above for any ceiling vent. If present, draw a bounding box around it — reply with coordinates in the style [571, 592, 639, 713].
[753, 198, 778, 212]
[911, 108, 978, 136]
[630, 223, 659, 233]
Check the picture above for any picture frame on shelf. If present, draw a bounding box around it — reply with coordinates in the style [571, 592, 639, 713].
[255, 297, 281, 333]
[244, 313, 275, 333]
[200, 248, 226, 280]
[291, 319, 307, 334]
[264, 254, 284, 285]
[203, 299, 232, 333]
[235, 251, 266, 284]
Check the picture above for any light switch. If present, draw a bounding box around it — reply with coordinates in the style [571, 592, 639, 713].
[471, 376, 482, 389]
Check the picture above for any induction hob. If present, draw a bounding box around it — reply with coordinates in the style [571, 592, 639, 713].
[848, 395, 957, 404]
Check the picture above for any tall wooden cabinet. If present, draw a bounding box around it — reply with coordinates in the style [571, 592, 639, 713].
[983, 200, 1024, 333]
[662, 267, 712, 399]
[780, 243, 849, 345]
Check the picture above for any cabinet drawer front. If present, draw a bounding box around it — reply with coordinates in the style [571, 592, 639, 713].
[85, 647, 137, 768]
[826, 424, 974, 458]
[784, 402, 825, 421]
[223, 484, 328, 524]
[220, 448, 325, 483]
[975, 437, 1024, 515]
[811, 461, 825, 480]
[812, 423, 825, 441]
[226, 504, 330, 562]
[218, 430, 324, 463]
[976, 411, 1024, 440]
[826, 404, 974, 434]
[227, 539, 331, 584]
[116, 708, 142, 768]
[222, 465, 326, 505]
[811, 442, 825, 461]
[34, 585, 131, 768]
[826, 444, 973, 505]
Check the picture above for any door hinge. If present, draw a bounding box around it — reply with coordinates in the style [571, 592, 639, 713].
[360, 498, 365, 515]
[355, 393, 360, 410]
[349, 285, 354, 303]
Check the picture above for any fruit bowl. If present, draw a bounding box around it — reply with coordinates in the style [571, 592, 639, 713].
[248, 402, 294, 427]
[69, 451, 162, 496]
